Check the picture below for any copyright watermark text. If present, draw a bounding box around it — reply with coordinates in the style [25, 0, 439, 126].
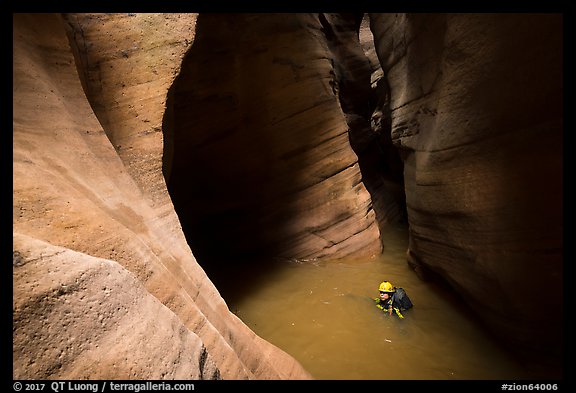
[13, 382, 195, 393]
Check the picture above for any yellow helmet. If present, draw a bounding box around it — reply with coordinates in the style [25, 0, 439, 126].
[379, 281, 396, 293]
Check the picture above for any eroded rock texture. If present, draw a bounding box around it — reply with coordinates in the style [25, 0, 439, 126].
[13, 234, 221, 379]
[13, 10, 563, 380]
[165, 13, 382, 274]
[319, 13, 407, 235]
[370, 13, 563, 366]
[13, 13, 311, 380]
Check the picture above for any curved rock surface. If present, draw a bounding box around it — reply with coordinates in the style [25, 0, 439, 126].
[165, 13, 382, 269]
[13, 233, 221, 379]
[320, 13, 407, 234]
[13, 13, 311, 380]
[13, 11, 563, 379]
[369, 13, 563, 367]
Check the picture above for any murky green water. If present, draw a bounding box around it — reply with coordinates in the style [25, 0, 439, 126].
[220, 224, 533, 380]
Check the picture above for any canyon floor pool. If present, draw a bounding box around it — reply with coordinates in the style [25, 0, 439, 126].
[215, 223, 556, 380]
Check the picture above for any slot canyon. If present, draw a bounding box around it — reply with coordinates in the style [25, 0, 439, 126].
[13, 13, 562, 380]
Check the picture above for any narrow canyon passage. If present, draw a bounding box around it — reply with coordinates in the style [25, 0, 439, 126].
[162, 13, 561, 380]
[13, 12, 561, 380]
[164, 13, 390, 288]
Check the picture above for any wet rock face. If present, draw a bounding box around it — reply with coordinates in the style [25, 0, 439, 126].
[369, 13, 563, 361]
[165, 13, 382, 265]
[13, 13, 311, 380]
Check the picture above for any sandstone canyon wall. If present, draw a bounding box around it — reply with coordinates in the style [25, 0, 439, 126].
[369, 13, 563, 364]
[13, 11, 563, 379]
[13, 13, 311, 380]
[164, 13, 382, 272]
[320, 13, 407, 238]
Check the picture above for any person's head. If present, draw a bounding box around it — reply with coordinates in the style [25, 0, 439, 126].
[379, 291, 391, 300]
[378, 281, 396, 300]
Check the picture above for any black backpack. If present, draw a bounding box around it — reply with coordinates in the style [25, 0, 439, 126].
[393, 288, 413, 310]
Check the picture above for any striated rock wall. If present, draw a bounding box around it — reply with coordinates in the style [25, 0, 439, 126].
[13, 13, 311, 380]
[319, 13, 407, 236]
[165, 14, 382, 269]
[61, 13, 195, 211]
[14, 10, 562, 379]
[369, 13, 563, 364]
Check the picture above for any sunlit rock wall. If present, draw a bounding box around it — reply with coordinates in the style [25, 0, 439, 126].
[13, 12, 311, 380]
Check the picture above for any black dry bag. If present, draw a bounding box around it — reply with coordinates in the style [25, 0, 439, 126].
[394, 288, 413, 310]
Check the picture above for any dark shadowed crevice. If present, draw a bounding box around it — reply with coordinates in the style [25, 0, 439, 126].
[318, 13, 407, 247]
[162, 14, 297, 302]
[162, 13, 409, 304]
[163, 13, 386, 303]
